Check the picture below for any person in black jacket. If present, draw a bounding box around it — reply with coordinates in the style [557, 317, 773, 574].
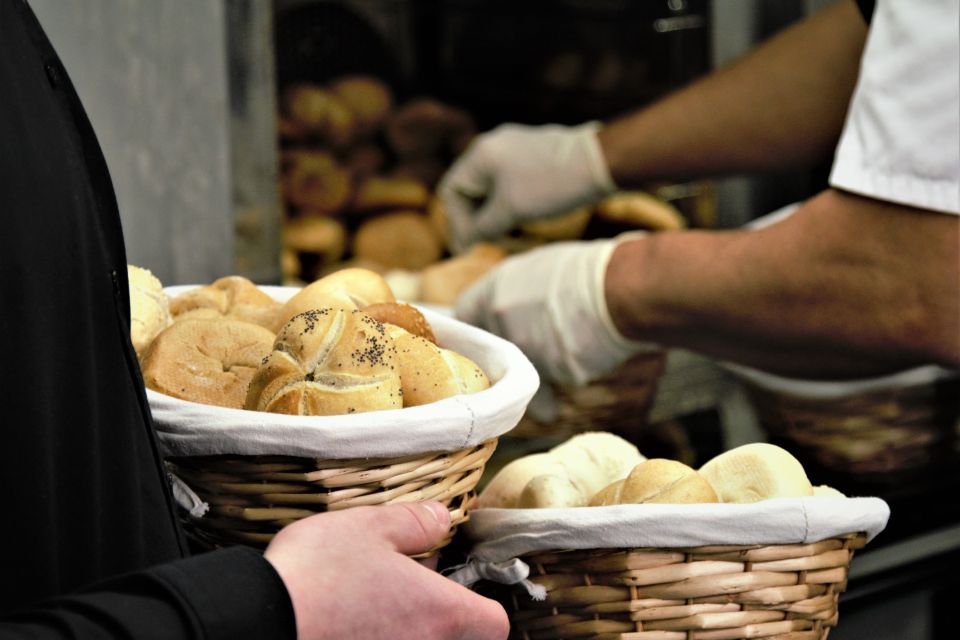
[0, 2, 507, 638]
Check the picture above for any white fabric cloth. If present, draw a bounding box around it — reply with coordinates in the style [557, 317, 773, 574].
[150, 287, 540, 459]
[448, 497, 889, 594]
[830, 0, 960, 214]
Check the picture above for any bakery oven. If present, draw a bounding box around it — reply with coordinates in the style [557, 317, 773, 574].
[272, 0, 716, 295]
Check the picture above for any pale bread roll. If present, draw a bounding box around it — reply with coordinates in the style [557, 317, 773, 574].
[699, 443, 813, 503]
[478, 432, 644, 508]
[169, 276, 281, 331]
[384, 324, 489, 407]
[128, 265, 171, 356]
[245, 308, 402, 416]
[551, 432, 647, 495]
[477, 453, 565, 509]
[276, 268, 395, 330]
[140, 318, 275, 409]
[383, 269, 423, 303]
[616, 459, 718, 505]
[517, 474, 586, 509]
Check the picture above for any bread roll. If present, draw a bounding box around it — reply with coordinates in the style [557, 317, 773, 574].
[478, 431, 644, 509]
[128, 265, 171, 356]
[328, 75, 393, 138]
[141, 318, 275, 409]
[363, 302, 436, 343]
[276, 268, 396, 329]
[478, 453, 564, 509]
[385, 97, 476, 160]
[384, 324, 489, 407]
[595, 191, 687, 232]
[419, 243, 506, 305]
[699, 443, 813, 503]
[517, 474, 585, 509]
[352, 212, 443, 271]
[282, 216, 347, 265]
[280, 83, 356, 148]
[351, 176, 430, 212]
[616, 459, 718, 505]
[246, 308, 402, 416]
[383, 269, 423, 303]
[519, 206, 592, 241]
[283, 150, 352, 214]
[588, 479, 625, 506]
[170, 276, 281, 331]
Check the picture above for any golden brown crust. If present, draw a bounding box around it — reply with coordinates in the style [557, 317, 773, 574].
[385, 325, 489, 407]
[140, 318, 276, 409]
[363, 302, 436, 343]
[352, 212, 443, 271]
[351, 176, 430, 212]
[169, 276, 282, 331]
[276, 267, 396, 330]
[245, 308, 402, 416]
[617, 459, 718, 505]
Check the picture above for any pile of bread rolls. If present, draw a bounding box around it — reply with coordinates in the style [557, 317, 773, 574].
[127, 265, 490, 416]
[276, 74, 703, 307]
[479, 433, 845, 509]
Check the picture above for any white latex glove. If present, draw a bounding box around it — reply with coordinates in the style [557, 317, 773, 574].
[455, 236, 654, 387]
[439, 122, 616, 253]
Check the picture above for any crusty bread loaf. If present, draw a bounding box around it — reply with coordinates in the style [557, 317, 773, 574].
[352, 211, 443, 271]
[363, 302, 436, 343]
[141, 318, 275, 409]
[419, 243, 506, 305]
[276, 268, 396, 330]
[169, 276, 282, 331]
[384, 324, 489, 407]
[128, 264, 171, 356]
[699, 443, 813, 503]
[478, 432, 644, 509]
[609, 459, 718, 505]
[245, 308, 402, 416]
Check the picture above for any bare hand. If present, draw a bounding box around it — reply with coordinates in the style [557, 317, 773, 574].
[264, 501, 509, 640]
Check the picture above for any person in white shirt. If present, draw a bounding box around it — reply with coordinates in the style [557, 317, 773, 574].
[442, 0, 959, 385]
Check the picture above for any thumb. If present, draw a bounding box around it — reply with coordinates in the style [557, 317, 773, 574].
[373, 501, 451, 556]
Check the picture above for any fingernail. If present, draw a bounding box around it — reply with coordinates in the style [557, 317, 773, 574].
[422, 501, 451, 527]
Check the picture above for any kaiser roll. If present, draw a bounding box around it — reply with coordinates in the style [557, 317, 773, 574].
[140, 318, 275, 409]
[246, 308, 402, 416]
[128, 264, 171, 356]
[276, 268, 396, 330]
[169, 276, 281, 331]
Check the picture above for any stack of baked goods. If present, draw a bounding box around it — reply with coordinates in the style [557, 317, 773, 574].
[130, 265, 491, 415]
[479, 433, 845, 509]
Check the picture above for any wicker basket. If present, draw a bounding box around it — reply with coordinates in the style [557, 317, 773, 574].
[153, 286, 539, 554]
[483, 534, 866, 640]
[730, 364, 960, 479]
[169, 439, 497, 553]
[512, 351, 667, 441]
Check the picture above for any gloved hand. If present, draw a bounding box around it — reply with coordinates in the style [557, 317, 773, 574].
[439, 122, 616, 253]
[455, 235, 655, 387]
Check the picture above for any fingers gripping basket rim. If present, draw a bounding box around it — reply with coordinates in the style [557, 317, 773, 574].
[150, 285, 540, 553]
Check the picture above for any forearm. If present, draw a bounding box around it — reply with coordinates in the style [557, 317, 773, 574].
[598, 0, 867, 185]
[605, 190, 960, 378]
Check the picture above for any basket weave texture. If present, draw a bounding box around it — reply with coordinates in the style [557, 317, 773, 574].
[742, 375, 959, 476]
[484, 533, 866, 640]
[513, 351, 667, 440]
[170, 438, 497, 554]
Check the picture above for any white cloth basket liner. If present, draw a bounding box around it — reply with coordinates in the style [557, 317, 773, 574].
[150, 285, 540, 459]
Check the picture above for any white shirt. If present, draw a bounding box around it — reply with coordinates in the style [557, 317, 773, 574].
[830, 0, 960, 215]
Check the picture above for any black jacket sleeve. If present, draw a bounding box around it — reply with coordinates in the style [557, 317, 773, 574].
[0, 548, 295, 640]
